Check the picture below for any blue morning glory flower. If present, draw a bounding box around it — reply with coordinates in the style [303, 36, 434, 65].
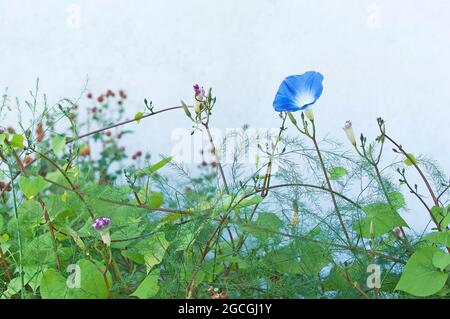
[273, 71, 324, 112]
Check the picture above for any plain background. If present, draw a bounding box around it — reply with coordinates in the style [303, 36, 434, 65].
[1, 0, 449, 230]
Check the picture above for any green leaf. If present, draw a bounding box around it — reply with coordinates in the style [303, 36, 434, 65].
[23, 234, 66, 267]
[134, 156, 173, 177]
[135, 232, 169, 273]
[242, 212, 283, 243]
[131, 268, 160, 299]
[0, 215, 3, 232]
[237, 195, 263, 208]
[72, 259, 112, 298]
[10, 134, 24, 149]
[388, 191, 406, 210]
[146, 192, 164, 209]
[328, 167, 348, 180]
[256, 212, 283, 232]
[294, 240, 329, 276]
[70, 231, 86, 250]
[51, 135, 66, 156]
[1, 233, 10, 242]
[403, 153, 417, 166]
[134, 112, 144, 124]
[396, 247, 448, 297]
[0, 132, 8, 145]
[423, 231, 450, 247]
[181, 100, 193, 120]
[432, 250, 450, 271]
[354, 203, 408, 238]
[265, 247, 301, 274]
[40, 259, 112, 299]
[40, 269, 68, 299]
[324, 263, 364, 292]
[265, 241, 329, 276]
[431, 206, 450, 228]
[18, 175, 51, 199]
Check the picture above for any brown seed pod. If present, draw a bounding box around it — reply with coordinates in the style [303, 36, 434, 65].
[79, 145, 91, 157]
[36, 122, 44, 142]
[23, 155, 33, 166]
[97, 95, 105, 103]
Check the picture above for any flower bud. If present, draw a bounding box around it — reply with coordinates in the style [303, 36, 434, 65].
[193, 84, 205, 114]
[287, 112, 297, 125]
[194, 100, 202, 114]
[101, 231, 111, 247]
[92, 217, 112, 246]
[304, 108, 314, 121]
[343, 121, 356, 146]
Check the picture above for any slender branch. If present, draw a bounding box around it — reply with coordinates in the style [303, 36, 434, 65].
[383, 133, 439, 206]
[32, 148, 95, 219]
[186, 213, 229, 298]
[309, 120, 352, 246]
[371, 159, 411, 250]
[202, 122, 229, 194]
[260, 113, 287, 198]
[67, 105, 190, 143]
[437, 184, 450, 202]
[331, 259, 370, 299]
[263, 183, 363, 210]
[42, 176, 189, 215]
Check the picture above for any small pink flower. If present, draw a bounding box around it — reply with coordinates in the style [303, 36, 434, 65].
[219, 291, 228, 299]
[210, 292, 220, 299]
[193, 84, 205, 98]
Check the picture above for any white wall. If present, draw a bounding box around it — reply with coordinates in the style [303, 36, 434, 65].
[1, 0, 449, 230]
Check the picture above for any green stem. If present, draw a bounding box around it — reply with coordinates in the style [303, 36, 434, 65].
[8, 164, 25, 298]
[309, 121, 352, 247]
[371, 159, 412, 251]
[261, 113, 287, 197]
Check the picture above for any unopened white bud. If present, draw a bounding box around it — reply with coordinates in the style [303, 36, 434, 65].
[343, 121, 356, 146]
[304, 108, 314, 121]
[101, 230, 111, 247]
[194, 100, 202, 114]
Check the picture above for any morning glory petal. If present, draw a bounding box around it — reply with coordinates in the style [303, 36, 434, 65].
[273, 71, 324, 112]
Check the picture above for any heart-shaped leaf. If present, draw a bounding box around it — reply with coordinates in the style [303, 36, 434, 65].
[18, 176, 51, 199]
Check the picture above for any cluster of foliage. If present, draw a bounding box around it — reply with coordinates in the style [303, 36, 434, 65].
[0, 79, 449, 299]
